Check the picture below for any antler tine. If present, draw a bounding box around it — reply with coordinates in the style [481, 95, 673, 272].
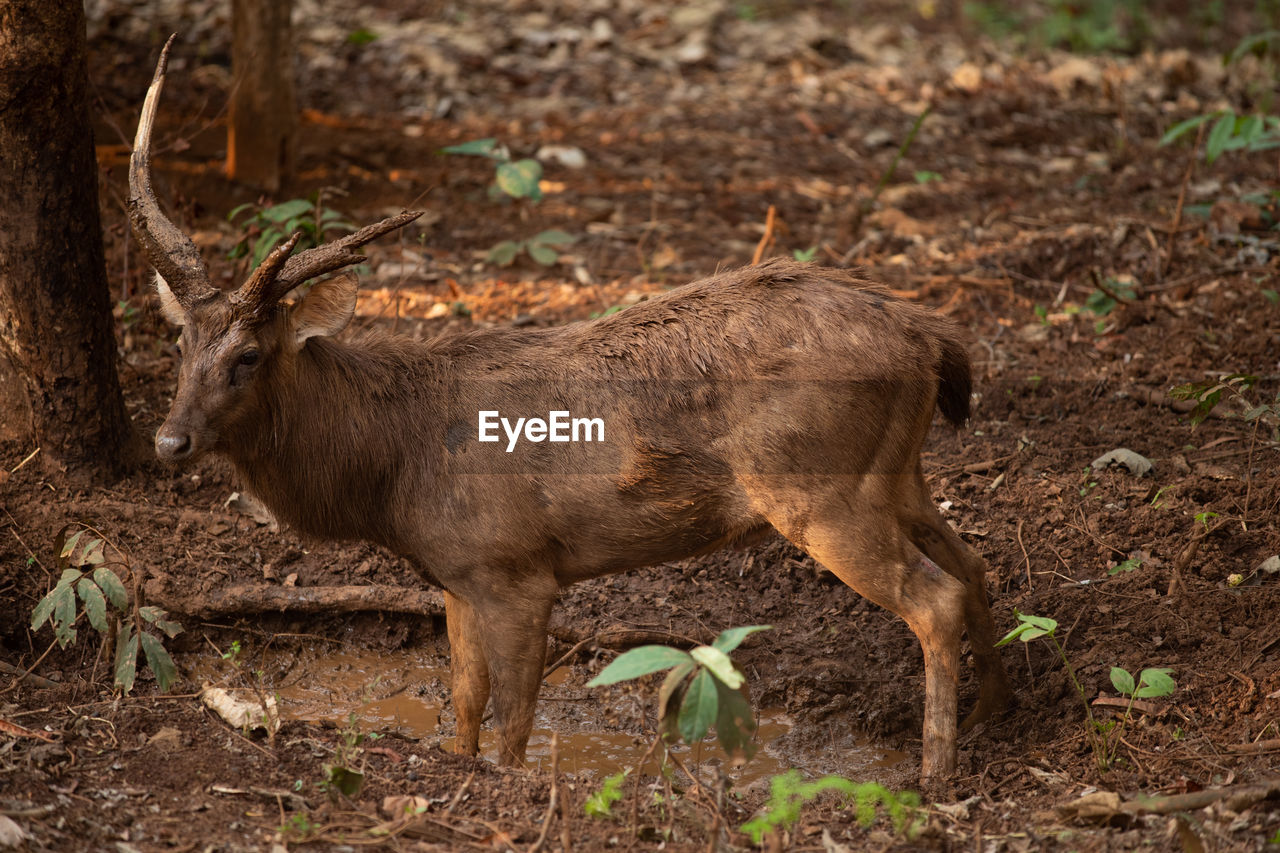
[231, 231, 304, 312]
[127, 34, 216, 308]
[271, 210, 425, 298]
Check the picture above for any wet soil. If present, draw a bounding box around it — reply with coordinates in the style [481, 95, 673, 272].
[3, 1, 1280, 850]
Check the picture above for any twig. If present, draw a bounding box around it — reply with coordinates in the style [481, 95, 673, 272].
[446, 770, 475, 815]
[631, 735, 666, 838]
[1162, 122, 1204, 279]
[1088, 269, 1134, 305]
[751, 205, 777, 266]
[528, 733, 560, 853]
[1016, 520, 1032, 592]
[4, 509, 48, 578]
[852, 106, 932, 232]
[10, 446, 40, 473]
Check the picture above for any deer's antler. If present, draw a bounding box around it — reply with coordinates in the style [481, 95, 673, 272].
[127, 34, 217, 309]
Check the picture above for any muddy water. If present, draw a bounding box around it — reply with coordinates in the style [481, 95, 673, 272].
[193, 645, 907, 786]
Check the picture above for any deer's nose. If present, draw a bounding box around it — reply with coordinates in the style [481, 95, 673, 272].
[155, 430, 192, 463]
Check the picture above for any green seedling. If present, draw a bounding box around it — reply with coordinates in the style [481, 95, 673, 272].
[441, 137, 544, 202]
[740, 770, 921, 844]
[587, 625, 771, 762]
[584, 770, 629, 818]
[1108, 557, 1142, 576]
[1195, 510, 1219, 530]
[792, 246, 818, 262]
[30, 524, 181, 693]
[999, 612, 1175, 771]
[229, 194, 356, 270]
[487, 229, 576, 267]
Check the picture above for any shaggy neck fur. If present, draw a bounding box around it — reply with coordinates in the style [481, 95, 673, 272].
[226, 329, 441, 552]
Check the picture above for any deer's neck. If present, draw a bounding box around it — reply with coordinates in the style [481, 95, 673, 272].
[229, 333, 440, 551]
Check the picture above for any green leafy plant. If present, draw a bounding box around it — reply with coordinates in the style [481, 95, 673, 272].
[792, 246, 819, 262]
[320, 710, 374, 800]
[965, 0, 1149, 53]
[441, 138, 544, 202]
[1039, 0, 1149, 53]
[228, 194, 356, 270]
[488, 229, 576, 267]
[30, 524, 181, 693]
[1195, 510, 1219, 530]
[1161, 111, 1280, 165]
[586, 625, 771, 762]
[1084, 279, 1136, 318]
[1108, 557, 1142, 576]
[583, 770, 630, 818]
[442, 138, 579, 266]
[999, 612, 1175, 771]
[740, 771, 921, 844]
[913, 170, 942, 184]
[278, 812, 317, 842]
[1169, 373, 1280, 435]
[1160, 29, 1280, 189]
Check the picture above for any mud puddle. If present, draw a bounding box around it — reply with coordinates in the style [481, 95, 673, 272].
[192, 645, 907, 786]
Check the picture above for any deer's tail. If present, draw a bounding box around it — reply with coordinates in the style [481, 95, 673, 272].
[936, 333, 972, 428]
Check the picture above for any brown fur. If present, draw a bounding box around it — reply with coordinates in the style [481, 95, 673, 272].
[152, 259, 1010, 781]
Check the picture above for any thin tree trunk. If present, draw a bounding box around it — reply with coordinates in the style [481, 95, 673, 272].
[0, 0, 141, 480]
[228, 0, 297, 192]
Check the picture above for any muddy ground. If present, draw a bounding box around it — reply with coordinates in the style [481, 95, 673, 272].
[3, 1, 1280, 850]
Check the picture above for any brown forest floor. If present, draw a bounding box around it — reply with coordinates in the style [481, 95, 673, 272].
[3, 1, 1280, 850]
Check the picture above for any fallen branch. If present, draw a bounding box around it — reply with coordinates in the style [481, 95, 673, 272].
[1221, 738, 1280, 755]
[1056, 779, 1280, 823]
[0, 660, 59, 690]
[148, 583, 444, 620]
[0, 717, 54, 742]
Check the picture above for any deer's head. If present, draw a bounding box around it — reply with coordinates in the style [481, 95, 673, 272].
[128, 36, 420, 464]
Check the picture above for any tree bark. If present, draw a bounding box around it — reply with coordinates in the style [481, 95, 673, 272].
[0, 0, 141, 480]
[228, 0, 297, 192]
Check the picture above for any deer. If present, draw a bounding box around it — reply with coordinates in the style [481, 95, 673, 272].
[129, 37, 1010, 784]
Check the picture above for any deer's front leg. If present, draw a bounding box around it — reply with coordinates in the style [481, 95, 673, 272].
[445, 590, 490, 755]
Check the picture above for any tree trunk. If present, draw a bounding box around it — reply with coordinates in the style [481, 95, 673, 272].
[228, 0, 297, 192]
[0, 0, 141, 480]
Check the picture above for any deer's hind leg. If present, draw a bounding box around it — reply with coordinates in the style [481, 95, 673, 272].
[762, 479, 967, 780]
[903, 464, 1011, 731]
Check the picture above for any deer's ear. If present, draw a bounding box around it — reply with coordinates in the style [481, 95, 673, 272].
[290, 273, 357, 347]
[154, 273, 188, 326]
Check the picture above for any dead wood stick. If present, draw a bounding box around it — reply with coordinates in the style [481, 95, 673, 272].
[0, 660, 59, 690]
[147, 583, 444, 619]
[0, 716, 55, 742]
[751, 205, 777, 266]
[1220, 738, 1280, 755]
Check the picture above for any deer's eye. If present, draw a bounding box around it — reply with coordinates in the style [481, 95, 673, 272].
[238, 349, 260, 367]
